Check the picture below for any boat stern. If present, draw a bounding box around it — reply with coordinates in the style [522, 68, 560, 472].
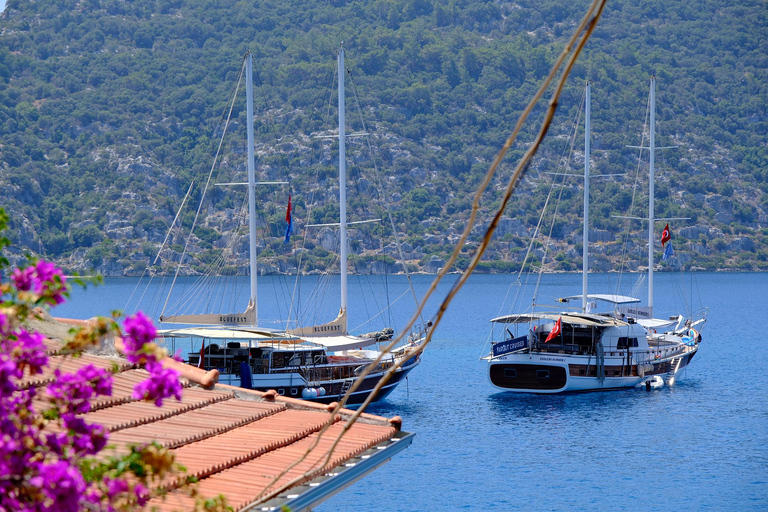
[488, 356, 569, 393]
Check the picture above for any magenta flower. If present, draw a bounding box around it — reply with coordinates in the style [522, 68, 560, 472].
[34, 260, 67, 305]
[105, 476, 129, 499]
[33, 260, 61, 289]
[63, 414, 110, 456]
[47, 365, 112, 415]
[12, 328, 49, 376]
[11, 266, 35, 292]
[0, 357, 22, 395]
[10, 260, 68, 305]
[122, 312, 157, 364]
[0, 311, 9, 336]
[35, 460, 86, 512]
[132, 361, 183, 407]
[134, 482, 150, 506]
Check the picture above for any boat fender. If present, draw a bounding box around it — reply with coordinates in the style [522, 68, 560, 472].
[638, 365, 645, 377]
[301, 387, 318, 399]
[317, 386, 326, 397]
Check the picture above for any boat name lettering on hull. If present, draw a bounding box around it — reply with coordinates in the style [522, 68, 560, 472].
[539, 357, 566, 362]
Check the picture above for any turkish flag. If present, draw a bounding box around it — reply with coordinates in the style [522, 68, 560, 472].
[545, 317, 562, 343]
[661, 223, 671, 246]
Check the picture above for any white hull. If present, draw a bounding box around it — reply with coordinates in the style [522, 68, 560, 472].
[214, 357, 420, 405]
[487, 344, 698, 394]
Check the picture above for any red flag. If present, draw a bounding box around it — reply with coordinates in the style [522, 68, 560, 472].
[198, 341, 205, 369]
[284, 194, 293, 244]
[285, 194, 292, 223]
[661, 223, 671, 246]
[545, 317, 561, 343]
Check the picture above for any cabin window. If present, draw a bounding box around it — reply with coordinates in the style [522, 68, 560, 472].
[290, 388, 298, 396]
[504, 369, 517, 378]
[278, 389, 285, 395]
[617, 337, 639, 349]
[272, 352, 287, 368]
[536, 370, 550, 379]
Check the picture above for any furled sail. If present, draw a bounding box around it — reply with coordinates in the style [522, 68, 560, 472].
[159, 301, 256, 326]
[287, 308, 347, 337]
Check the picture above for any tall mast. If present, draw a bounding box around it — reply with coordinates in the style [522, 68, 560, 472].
[338, 44, 348, 315]
[582, 81, 591, 313]
[246, 52, 258, 325]
[648, 76, 656, 314]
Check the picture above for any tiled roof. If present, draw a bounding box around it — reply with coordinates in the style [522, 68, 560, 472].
[24, 317, 414, 511]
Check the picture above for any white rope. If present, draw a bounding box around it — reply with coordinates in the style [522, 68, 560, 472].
[161, 57, 246, 319]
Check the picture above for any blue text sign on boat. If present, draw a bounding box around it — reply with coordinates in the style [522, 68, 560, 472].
[492, 335, 528, 357]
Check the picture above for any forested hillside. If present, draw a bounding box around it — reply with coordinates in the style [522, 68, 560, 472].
[0, 0, 766, 276]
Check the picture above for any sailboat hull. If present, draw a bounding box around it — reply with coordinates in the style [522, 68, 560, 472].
[219, 357, 419, 405]
[488, 345, 697, 394]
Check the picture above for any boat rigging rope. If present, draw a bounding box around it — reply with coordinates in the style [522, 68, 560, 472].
[250, 1, 610, 507]
[349, 287, 412, 333]
[347, 70, 425, 323]
[615, 92, 651, 295]
[479, 89, 587, 359]
[283, 64, 338, 331]
[532, 88, 585, 309]
[160, 55, 246, 320]
[129, 55, 248, 320]
[124, 180, 195, 316]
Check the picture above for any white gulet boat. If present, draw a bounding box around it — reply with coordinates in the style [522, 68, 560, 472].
[158, 50, 426, 405]
[485, 79, 705, 394]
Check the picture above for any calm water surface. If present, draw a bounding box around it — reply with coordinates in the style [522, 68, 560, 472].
[57, 272, 768, 511]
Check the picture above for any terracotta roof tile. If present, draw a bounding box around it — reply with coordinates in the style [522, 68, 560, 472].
[165, 410, 337, 484]
[102, 398, 284, 452]
[149, 421, 396, 511]
[84, 386, 237, 431]
[24, 317, 413, 510]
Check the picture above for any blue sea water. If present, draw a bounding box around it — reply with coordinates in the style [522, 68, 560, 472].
[55, 272, 768, 511]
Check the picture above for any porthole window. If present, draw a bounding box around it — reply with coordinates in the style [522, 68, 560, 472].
[504, 368, 517, 378]
[278, 389, 285, 395]
[290, 388, 298, 396]
[536, 370, 550, 379]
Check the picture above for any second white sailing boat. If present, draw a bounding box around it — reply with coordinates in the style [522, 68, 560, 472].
[485, 79, 705, 394]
